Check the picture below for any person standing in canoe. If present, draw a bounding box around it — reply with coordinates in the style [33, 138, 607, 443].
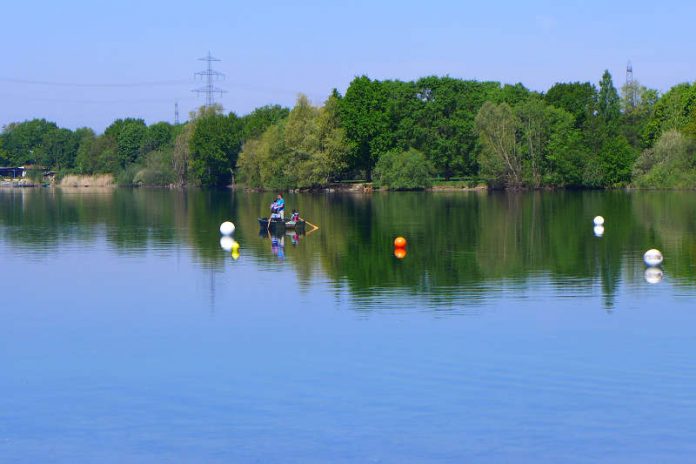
[271, 193, 285, 220]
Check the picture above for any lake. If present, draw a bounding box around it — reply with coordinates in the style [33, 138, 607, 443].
[1, 188, 696, 463]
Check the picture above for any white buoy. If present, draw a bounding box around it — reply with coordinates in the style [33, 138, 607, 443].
[644, 267, 663, 284]
[220, 236, 234, 252]
[643, 249, 663, 267]
[593, 225, 605, 237]
[593, 216, 605, 226]
[220, 221, 235, 236]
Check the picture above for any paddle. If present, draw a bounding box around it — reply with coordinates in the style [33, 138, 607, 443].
[267, 200, 274, 231]
[304, 219, 319, 235]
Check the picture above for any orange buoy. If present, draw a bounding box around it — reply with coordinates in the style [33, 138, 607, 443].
[394, 236, 407, 248]
[394, 247, 407, 259]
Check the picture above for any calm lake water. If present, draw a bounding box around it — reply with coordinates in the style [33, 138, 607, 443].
[1, 188, 696, 463]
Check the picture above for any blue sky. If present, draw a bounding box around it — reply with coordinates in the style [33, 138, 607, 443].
[1, 0, 694, 131]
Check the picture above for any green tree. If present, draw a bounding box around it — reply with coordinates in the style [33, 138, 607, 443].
[544, 82, 597, 129]
[237, 122, 287, 190]
[1, 119, 59, 165]
[373, 148, 432, 190]
[598, 136, 636, 186]
[643, 82, 696, 145]
[408, 77, 501, 179]
[497, 83, 533, 105]
[633, 129, 696, 188]
[40, 127, 79, 169]
[340, 76, 394, 178]
[621, 83, 657, 148]
[475, 101, 521, 187]
[241, 105, 290, 140]
[304, 93, 351, 186]
[74, 128, 97, 174]
[141, 122, 174, 155]
[0, 137, 9, 166]
[172, 123, 192, 187]
[133, 148, 175, 186]
[597, 70, 621, 131]
[237, 94, 350, 189]
[104, 118, 147, 167]
[189, 106, 243, 187]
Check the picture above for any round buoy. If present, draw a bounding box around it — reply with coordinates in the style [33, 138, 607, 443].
[394, 236, 407, 248]
[644, 267, 663, 284]
[220, 221, 235, 236]
[220, 236, 234, 252]
[394, 248, 407, 259]
[593, 225, 605, 237]
[593, 216, 605, 226]
[231, 250, 240, 261]
[643, 249, 663, 267]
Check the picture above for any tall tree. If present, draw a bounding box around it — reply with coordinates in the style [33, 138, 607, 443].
[189, 106, 243, 187]
[621, 82, 657, 148]
[104, 118, 147, 167]
[339, 76, 393, 179]
[172, 123, 192, 187]
[597, 70, 621, 130]
[475, 101, 521, 187]
[74, 128, 97, 174]
[409, 77, 501, 179]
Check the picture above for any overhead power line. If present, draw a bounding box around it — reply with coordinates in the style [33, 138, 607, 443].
[0, 77, 191, 88]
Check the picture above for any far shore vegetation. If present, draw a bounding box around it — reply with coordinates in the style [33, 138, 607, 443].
[2, 71, 696, 190]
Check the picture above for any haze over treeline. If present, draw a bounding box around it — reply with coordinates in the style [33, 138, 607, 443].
[1, 71, 695, 189]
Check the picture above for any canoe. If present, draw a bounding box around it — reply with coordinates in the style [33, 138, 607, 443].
[258, 217, 306, 231]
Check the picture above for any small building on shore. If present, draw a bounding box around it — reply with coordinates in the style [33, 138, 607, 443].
[0, 167, 25, 178]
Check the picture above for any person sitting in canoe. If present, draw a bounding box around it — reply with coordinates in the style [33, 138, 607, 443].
[270, 193, 285, 220]
[290, 209, 301, 222]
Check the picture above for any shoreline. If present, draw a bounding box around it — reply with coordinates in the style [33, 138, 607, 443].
[3, 178, 695, 192]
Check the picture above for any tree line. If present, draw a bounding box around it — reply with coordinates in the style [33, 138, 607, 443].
[2, 70, 695, 189]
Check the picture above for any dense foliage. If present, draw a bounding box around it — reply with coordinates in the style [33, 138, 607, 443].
[373, 148, 432, 190]
[237, 94, 350, 189]
[2, 71, 696, 189]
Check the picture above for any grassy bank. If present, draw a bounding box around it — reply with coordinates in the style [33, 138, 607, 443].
[59, 174, 115, 188]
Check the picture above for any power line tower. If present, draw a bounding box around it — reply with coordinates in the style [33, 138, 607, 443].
[625, 60, 638, 109]
[193, 51, 226, 107]
[174, 101, 180, 125]
[625, 60, 634, 85]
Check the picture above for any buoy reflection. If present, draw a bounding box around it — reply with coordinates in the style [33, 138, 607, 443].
[644, 267, 663, 284]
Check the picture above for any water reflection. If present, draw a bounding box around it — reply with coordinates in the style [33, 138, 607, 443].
[645, 267, 664, 284]
[1, 188, 695, 309]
